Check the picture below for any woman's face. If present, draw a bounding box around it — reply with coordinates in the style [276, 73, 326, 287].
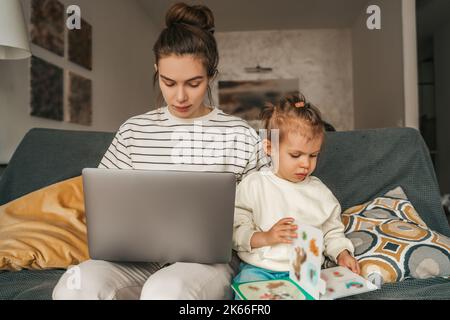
[157, 54, 210, 119]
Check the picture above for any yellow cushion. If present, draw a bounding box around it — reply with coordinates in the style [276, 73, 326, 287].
[0, 176, 89, 271]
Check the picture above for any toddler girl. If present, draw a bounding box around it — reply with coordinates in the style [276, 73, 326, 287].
[232, 94, 360, 290]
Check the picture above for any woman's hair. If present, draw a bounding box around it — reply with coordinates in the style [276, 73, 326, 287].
[260, 93, 326, 142]
[153, 2, 218, 106]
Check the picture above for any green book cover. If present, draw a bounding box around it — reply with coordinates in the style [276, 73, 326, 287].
[231, 277, 315, 300]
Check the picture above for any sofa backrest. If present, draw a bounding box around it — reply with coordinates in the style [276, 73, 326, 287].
[315, 127, 450, 236]
[0, 128, 114, 206]
[1, 127, 448, 237]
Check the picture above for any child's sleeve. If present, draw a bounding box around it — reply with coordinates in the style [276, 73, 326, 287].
[322, 200, 355, 263]
[232, 177, 259, 252]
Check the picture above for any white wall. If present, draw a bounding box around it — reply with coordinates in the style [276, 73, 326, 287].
[402, 0, 419, 129]
[434, 20, 450, 194]
[352, 0, 406, 129]
[0, 0, 159, 163]
[215, 29, 354, 131]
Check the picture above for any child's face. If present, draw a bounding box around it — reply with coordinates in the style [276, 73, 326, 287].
[267, 132, 323, 183]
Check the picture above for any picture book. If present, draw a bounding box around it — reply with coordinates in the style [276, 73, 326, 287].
[232, 278, 315, 300]
[232, 224, 378, 300]
[319, 266, 378, 300]
[288, 224, 325, 299]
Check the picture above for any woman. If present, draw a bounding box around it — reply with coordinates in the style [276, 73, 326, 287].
[53, 2, 269, 300]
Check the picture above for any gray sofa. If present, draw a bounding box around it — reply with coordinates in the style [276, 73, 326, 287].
[0, 127, 449, 300]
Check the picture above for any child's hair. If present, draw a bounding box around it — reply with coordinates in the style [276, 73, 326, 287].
[261, 93, 326, 142]
[153, 2, 218, 106]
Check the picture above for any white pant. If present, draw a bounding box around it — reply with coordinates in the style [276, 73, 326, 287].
[52, 255, 240, 300]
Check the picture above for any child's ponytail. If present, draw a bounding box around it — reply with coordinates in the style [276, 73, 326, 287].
[261, 93, 326, 141]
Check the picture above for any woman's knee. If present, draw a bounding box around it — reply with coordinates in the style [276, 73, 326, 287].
[140, 272, 193, 300]
[52, 260, 118, 300]
[141, 262, 235, 300]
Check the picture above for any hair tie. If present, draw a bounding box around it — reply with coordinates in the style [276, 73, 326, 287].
[295, 101, 305, 108]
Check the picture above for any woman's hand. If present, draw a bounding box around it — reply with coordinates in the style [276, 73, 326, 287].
[337, 250, 361, 274]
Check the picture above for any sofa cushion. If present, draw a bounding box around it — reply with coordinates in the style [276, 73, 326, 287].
[342, 187, 450, 285]
[315, 128, 450, 237]
[0, 176, 89, 270]
[0, 128, 114, 206]
[343, 276, 450, 300]
[0, 269, 65, 300]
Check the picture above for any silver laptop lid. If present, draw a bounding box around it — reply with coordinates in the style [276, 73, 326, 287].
[82, 168, 236, 264]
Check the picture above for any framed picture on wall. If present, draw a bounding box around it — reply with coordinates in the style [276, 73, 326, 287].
[68, 72, 92, 126]
[218, 79, 299, 129]
[30, 56, 64, 121]
[30, 0, 64, 57]
[68, 18, 92, 70]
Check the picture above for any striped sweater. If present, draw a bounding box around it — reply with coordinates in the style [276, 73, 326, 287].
[98, 106, 270, 183]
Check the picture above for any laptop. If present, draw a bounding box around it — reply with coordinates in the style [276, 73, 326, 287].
[82, 168, 236, 264]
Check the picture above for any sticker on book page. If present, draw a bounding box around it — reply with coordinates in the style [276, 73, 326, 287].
[289, 224, 324, 299]
[238, 280, 307, 300]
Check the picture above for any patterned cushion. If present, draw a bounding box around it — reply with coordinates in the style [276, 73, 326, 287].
[341, 187, 450, 285]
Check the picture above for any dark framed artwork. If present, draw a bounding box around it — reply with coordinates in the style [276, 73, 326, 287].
[68, 19, 92, 70]
[218, 79, 299, 123]
[30, 0, 64, 56]
[68, 72, 92, 126]
[30, 56, 64, 121]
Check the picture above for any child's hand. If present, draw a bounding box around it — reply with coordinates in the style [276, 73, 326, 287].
[337, 250, 360, 274]
[264, 217, 298, 246]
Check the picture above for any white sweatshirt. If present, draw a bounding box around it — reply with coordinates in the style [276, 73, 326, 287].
[232, 170, 354, 272]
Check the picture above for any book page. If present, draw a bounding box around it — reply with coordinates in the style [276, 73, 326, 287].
[232, 279, 313, 300]
[288, 224, 324, 299]
[319, 266, 378, 300]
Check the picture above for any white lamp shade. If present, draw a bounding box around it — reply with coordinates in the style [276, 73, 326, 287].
[0, 0, 31, 60]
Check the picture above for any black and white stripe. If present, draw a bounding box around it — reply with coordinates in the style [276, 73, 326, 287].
[98, 107, 270, 183]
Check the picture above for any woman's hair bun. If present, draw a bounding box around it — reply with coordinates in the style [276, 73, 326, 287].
[166, 2, 215, 33]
